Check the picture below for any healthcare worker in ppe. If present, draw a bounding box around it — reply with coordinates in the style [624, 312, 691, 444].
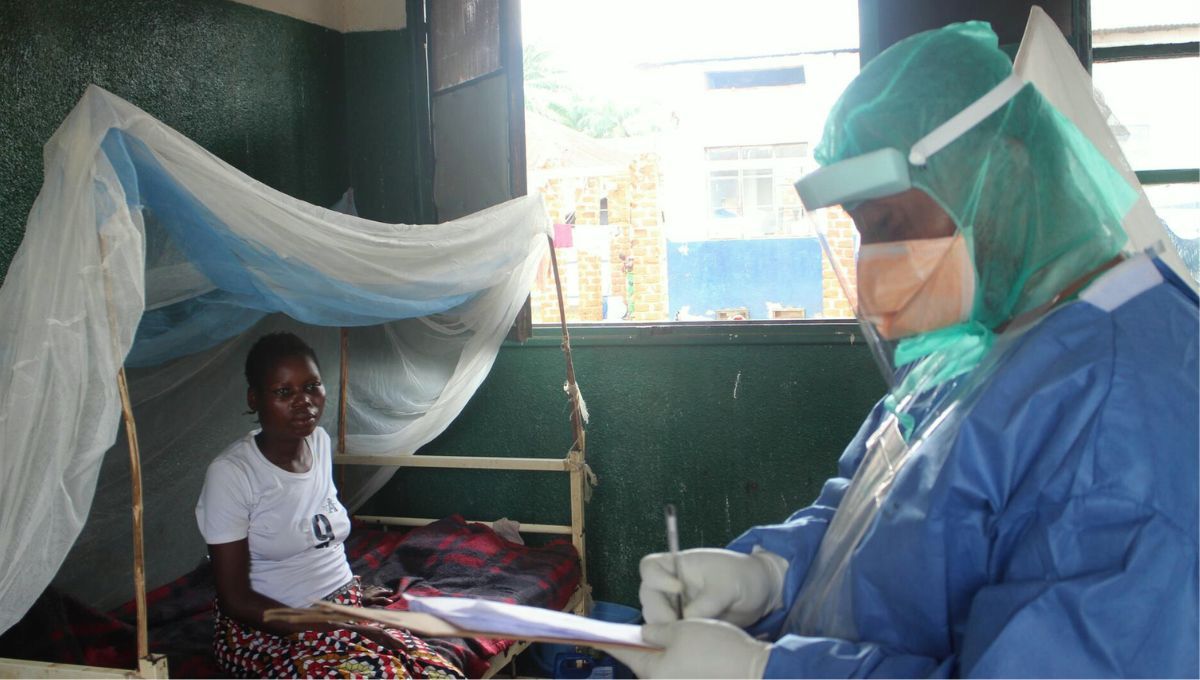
[606, 21, 1199, 679]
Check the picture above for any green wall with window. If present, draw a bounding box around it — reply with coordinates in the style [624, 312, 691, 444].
[1, 0, 885, 613]
[361, 324, 885, 607]
[7, 0, 1186, 631]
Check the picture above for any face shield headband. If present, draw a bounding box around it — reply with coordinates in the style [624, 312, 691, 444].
[794, 73, 1026, 212]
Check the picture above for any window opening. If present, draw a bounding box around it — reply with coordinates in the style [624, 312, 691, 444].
[1092, 0, 1200, 282]
[523, 0, 860, 323]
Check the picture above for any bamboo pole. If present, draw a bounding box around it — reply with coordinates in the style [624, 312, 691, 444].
[546, 234, 590, 613]
[95, 232, 152, 672]
[568, 448, 589, 614]
[117, 368, 149, 664]
[546, 235, 586, 452]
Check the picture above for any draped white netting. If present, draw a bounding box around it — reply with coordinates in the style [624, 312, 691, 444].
[0, 85, 549, 626]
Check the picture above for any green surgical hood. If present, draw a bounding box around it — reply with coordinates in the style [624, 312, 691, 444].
[813, 21, 1135, 331]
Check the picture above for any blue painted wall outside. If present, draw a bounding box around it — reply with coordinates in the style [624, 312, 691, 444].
[666, 237, 824, 319]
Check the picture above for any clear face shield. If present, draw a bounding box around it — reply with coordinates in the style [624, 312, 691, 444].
[796, 72, 1027, 390]
[803, 202, 897, 387]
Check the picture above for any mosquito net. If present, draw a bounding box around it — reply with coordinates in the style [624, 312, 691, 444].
[0, 85, 550, 628]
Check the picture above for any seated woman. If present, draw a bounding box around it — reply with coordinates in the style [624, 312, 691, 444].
[195, 332, 463, 678]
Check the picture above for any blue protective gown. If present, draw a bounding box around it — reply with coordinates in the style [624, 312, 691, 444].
[729, 257, 1199, 678]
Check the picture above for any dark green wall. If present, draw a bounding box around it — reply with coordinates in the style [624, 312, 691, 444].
[0, 0, 358, 284]
[361, 323, 886, 607]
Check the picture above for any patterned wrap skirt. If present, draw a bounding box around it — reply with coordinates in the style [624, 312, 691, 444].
[213, 579, 464, 678]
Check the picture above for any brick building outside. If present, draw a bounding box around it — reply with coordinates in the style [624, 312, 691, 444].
[527, 113, 669, 323]
[527, 49, 863, 324]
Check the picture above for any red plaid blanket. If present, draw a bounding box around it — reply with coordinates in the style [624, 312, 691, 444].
[0, 515, 581, 678]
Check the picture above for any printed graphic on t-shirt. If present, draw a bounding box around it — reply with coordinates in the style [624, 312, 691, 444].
[312, 513, 334, 548]
[310, 496, 345, 549]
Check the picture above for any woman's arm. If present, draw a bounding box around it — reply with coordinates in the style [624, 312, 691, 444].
[208, 539, 407, 650]
[209, 539, 335, 636]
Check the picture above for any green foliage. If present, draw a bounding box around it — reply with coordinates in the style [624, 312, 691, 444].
[523, 44, 659, 138]
[545, 98, 651, 138]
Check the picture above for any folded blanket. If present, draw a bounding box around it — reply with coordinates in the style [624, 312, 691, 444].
[364, 516, 582, 677]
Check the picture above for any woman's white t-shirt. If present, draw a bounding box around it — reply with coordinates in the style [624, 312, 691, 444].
[195, 427, 353, 608]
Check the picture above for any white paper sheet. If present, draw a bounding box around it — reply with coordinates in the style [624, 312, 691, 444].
[404, 595, 650, 648]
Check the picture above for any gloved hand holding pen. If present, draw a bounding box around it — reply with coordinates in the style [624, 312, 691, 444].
[604, 618, 774, 679]
[638, 548, 789, 627]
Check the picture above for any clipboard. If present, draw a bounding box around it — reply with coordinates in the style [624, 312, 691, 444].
[265, 595, 657, 651]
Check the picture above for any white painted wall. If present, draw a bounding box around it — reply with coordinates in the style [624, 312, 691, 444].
[228, 0, 406, 32]
[648, 53, 860, 241]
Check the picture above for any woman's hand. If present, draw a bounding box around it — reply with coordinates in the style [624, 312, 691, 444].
[361, 584, 395, 608]
[346, 623, 407, 652]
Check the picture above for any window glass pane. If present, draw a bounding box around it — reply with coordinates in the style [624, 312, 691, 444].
[710, 173, 740, 218]
[1092, 0, 1199, 47]
[430, 0, 502, 91]
[706, 66, 807, 89]
[739, 174, 766, 228]
[1093, 57, 1200, 170]
[1147, 183, 1200, 283]
[748, 172, 774, 211]
[741, 146, 773, 160]
[775, 143, 808, 158]
[706, 147, 738, 161]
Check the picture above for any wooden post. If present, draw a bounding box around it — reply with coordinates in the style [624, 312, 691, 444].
[546, 235, 586, 451]
[95, 231, 155, 674]
[137, 655, 169, 679]
[568, 448, 589, 615]
[116, 368, 149, 664]
[547, 234, 590, 614]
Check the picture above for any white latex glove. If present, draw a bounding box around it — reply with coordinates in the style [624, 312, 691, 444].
[639, 548, 788, 627]
[605, 619, 773, 679]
